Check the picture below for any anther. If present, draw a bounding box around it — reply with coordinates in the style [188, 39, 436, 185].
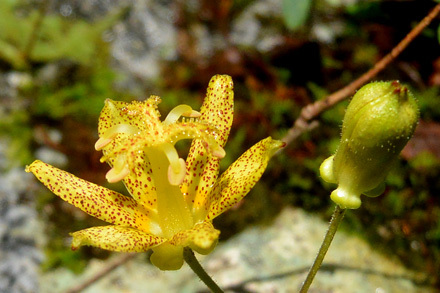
[167, 158, 186, 186]
[106, 166, 130, 183]
[159, 143, 187, 185]
[203, 138, 226, 159]
[105, 155, 130, 183]
[212, 145, 226, 158]
[95, 124, 140, 150]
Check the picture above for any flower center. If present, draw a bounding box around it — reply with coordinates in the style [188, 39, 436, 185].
[96, 100, 225, 238]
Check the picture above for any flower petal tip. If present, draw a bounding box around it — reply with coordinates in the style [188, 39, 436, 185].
[70, 234, 82, 251]
[24, 164, 31, 173]
[25, 160, 41, 173]
[266, 137, 286, 157]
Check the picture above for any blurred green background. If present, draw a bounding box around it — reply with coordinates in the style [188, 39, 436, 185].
[1, 0, 439, 288]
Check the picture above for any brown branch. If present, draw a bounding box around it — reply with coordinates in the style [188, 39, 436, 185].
[281, 3, 440, 147]
[65, 253, 137, 293]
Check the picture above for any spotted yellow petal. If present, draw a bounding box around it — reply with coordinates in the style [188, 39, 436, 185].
[205, 137, 285, 221]
[97, 98, 159, 209]
[198, 74, 234, 146]
[182, 155, 222, 222]
[182, 75, 234, 219]
[97, 98, 162, 139]
[26, 160, 153, 232]
[121, 152, 157, 210]
[169, 221, 220, 255]
[103, 138, 157, 211]
[71, 226, 165, 252]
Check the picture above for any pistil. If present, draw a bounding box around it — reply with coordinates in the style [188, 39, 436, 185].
[145, 146, 194, 238]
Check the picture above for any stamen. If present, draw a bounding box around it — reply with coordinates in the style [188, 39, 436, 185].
[95, 124, 140, 150]
[163, 104, 201, 126]
[203, 138, 226, 158]
[187, 110, 202, 118]
[106, 166, 130, 183]
[167, 158, 186, 186]
[160, 143, 186, 185]
[105, 155, 130, 183]
[211, 145, 226, 158]
[95, 137, 114, 151]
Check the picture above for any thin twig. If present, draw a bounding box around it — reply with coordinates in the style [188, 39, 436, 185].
[281, 3, 440, 147]
[65, 253, 137, 293]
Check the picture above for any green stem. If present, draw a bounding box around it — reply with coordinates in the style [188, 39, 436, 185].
[183, 248, 224, 293]
[299, 205, 346, 293]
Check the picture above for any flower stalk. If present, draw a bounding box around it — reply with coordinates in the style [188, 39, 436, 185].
[299, 205, 346, 293]
[183, 248, 224, 293]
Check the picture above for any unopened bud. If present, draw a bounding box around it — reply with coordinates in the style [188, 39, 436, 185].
[320, 81, 419, 209]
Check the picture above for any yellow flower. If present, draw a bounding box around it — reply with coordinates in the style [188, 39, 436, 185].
[26, 75, 284, 270]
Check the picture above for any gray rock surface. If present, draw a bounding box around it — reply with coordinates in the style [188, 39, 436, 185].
[230, 0, 284, 53]
[0, 165, 44, 293]
[40, 207, 433, 293]
[110, 0, 177, 84]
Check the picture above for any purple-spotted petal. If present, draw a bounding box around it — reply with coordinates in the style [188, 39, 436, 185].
[71, 226, 165, 252]
[205, 137, 285, 221]
[169, 221, 220, 255]
[26, 160, 153, 232]
[182, 75, 234, 217]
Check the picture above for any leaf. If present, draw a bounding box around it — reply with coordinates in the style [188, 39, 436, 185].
[282, 0, 312, 30]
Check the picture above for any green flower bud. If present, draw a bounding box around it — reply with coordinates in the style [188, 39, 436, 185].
[320, 81, 419, 209]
